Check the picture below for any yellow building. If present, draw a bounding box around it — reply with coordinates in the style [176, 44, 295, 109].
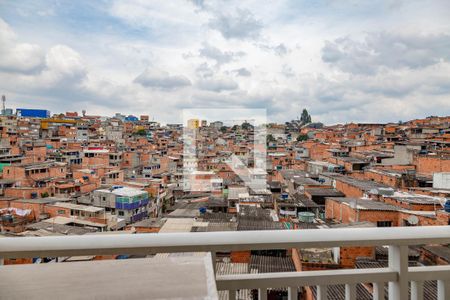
[187, 119, 200, 129]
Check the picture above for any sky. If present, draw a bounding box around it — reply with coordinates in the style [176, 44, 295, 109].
[0, 0, 449, 125]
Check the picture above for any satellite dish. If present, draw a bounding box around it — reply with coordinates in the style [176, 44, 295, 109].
[407, 215, 419, 225]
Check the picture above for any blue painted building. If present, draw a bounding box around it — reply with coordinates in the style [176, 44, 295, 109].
[16, 108, 50, 118]
[92, 186, 150, 224]
[125, 115, 139, 122]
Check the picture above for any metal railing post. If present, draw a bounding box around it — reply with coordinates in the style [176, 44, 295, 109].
[317, 285, 327, 300]
[411, 281, 424, 300]
[228, 289, 238, 300]
[437, 280, 449, 300]
[287, 286, 295, 300]
[258, 288, 267, 300]
[388, 245, 408, 300]
[345, 283, 356, 300]
[372, 282, 384, 300]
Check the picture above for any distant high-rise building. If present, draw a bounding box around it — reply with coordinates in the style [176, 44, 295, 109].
[187, 118, 200, 129]
[1, 95, 13, 116]
[210, 121, 224, 129]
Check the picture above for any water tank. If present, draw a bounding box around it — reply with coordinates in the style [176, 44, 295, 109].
[2, 214, 13, 223]
[444, 199, 450, 213]
[199, 207, 207, 214]
[281, 193, 288, 200]
[298, 212, 315, 223]
[31, 192, 38, 199]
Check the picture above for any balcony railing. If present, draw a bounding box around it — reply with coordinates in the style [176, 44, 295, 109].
[1, 226, 450, 300]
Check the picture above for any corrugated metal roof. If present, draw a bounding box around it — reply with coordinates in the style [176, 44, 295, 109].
[328, 197, 400, 211]
[216, 262, 254, 300]
[250, 255, 296, 273]
[355, 258, 438, 300]
[310, 283, 372, 300]
[216, 262, 249, 275]
[237, 219, 285, 231]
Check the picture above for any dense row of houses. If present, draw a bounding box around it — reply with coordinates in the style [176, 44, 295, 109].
[1, 110, 449, 299]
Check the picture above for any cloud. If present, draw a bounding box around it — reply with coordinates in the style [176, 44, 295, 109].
[187, 0, 205, 9]
[195, 63, 215, 78]
[44, 45, 86, 81]
[0, 18, 45, 73]
[259, 43, 290, 56]
[0, 20, 87, 94]
[281, 65, 295, 78]
[322, 32, 450, 75]
[134, 68, 191, 89]
[1, 1, 450, 124]
[199, 43, 245, 65]
[273, 43, 289, 56]
[209, 8, 263, 40]
[233, 68, 251, 77]
[197, 77, 238, 92]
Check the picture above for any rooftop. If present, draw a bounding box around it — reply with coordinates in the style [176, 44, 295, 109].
[95, 186, 147, 197]
[327, 197, 400, 211]
[50, 202, 104, 213]
[322, 173, 391, 191]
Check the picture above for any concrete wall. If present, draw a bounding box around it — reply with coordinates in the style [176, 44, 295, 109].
[433, 172, 450, 189]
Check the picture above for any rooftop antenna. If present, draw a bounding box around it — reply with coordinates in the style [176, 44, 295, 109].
[1, 95, 5, 113]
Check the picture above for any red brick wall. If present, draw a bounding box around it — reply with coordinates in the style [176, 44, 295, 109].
[413, 156, 450, 175]
[340, 246, 374, 268]
[326, 199, 399, 225]
[334, 180, 364, 198]
[230, 251, 251, 263]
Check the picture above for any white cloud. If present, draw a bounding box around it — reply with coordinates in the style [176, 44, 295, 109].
[322, 32, 450, 75]
[198, 43, 246, 65]
[0, 18, 44, 73]
[209, 8, 263, 40]
[134, 68, 191, 89]
[233, 68, 251, 77]
[43, 45, 87, 82]
[197, 76, 238, 92]
[0, 1, 450, 124]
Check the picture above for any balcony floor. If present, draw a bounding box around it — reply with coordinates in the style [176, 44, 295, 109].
[0, 253, 218, 300]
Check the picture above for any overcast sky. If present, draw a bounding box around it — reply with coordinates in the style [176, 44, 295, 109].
[1, 0, 449, 124]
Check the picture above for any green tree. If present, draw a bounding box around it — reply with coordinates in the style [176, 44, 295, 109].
[241, 121, 253, 130]
[134, 129, 147, 136]
[300, 108, 312, 125]
[267, 134, 276, 143]
[297, 134, 308, 142]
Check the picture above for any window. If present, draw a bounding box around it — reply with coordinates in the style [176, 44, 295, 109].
[57, 210, 65, 215]
[377, 221, 392, 227]
[118, 211, 124, 216]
